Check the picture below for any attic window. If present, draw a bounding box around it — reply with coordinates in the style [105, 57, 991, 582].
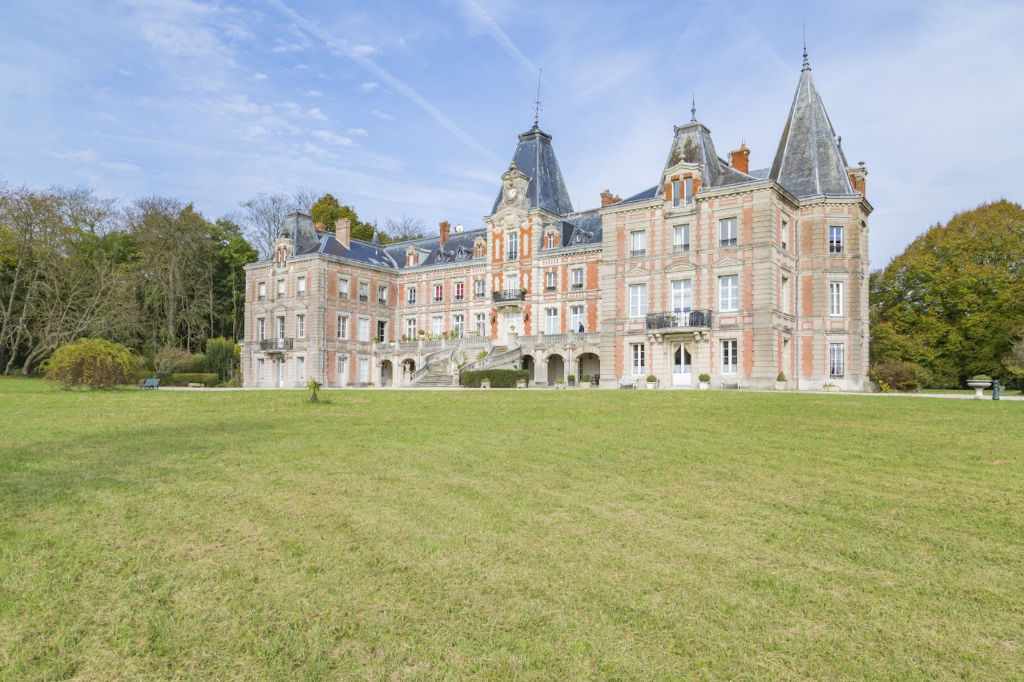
[545, 232, 558, 249]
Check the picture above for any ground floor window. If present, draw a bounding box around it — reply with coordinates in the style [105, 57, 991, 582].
[630, 343, 645, 376]
[358, 357, 369, 383]
[297, 356, 305, 381]
[337, 355, 348, 385]
[721, 339, 737, 375]
[829, 343, 845, 379]
[431, 315, 443, 336]
[257, 358, 264, 380]
[475, 313, 487, 337]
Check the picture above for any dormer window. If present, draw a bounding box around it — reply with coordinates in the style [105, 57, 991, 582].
[473, 240, 486, 258]
[672, 178, 680, 207]
[406, 249, 418, 267]
[545, 231, 558, 249]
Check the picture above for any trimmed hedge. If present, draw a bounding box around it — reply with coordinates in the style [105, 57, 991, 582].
[460, 369, 529, 388]
[166, 373, 220, 387]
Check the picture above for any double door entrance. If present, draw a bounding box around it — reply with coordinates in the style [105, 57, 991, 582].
[672, 342, 692, 386]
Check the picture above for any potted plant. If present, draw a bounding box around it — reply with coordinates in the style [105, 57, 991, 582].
[554, 379, 565, 390]
[646, 374, 658, 389]
[775, 372, 787, 391]
[698, 373, 711, 390]
[516, 377, 528, 389]
[480, 377, 491, 389]
[967, 374, 992, 399]
[580, 374, 591, 389]
[567, 374, 576, 387]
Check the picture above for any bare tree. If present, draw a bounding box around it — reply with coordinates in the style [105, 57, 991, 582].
[291, 187, 323, 215]
[380, 215, 427, 243]
[239, 192, 290, 261]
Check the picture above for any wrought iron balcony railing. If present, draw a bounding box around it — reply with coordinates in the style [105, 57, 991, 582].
[645, 310, 712, 330]
[260, 337, 294, 351]
[492, 289, 526, 303]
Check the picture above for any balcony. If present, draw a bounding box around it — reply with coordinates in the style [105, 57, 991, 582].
[720, 238, 737, 247]
[545, 285, 556, 292]
[378, 298, 388, 305]
[493, 289, 526, 303]
[260, 337, 294, 352]
[630, 249, 647, 258]
[673, 244, 690, 254]
[645, 310, 712, 330]
[359, 294, 369, 302]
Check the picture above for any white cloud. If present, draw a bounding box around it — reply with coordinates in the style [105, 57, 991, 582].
[252, 72, 268, 81]
[372, 109, 395, 121]
[305, 89, 323, 97]
[312, 130, 353, 146]
[361, 81, 378, 92]
[349, 44, 376, 57]
[308, 107, 327, 121]
[346, 128, 368, 138]
[454, 0, 537, 75]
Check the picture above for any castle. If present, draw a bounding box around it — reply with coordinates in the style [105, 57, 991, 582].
[243, 53, 871, 390]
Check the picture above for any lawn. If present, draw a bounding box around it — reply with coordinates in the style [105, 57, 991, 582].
[1, 378, 1022, 679]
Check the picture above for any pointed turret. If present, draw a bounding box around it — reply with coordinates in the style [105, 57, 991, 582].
[770, 50, 856, 198]
[491, 124, 573, 216]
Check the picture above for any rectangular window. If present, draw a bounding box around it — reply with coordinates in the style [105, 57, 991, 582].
[358, 282, 369, 302]
[296, 314, 305, 339]
[337, 355, 348, 385]
[357, 317, 369, 342]
[829, 226, 844, 254]
[629, 283, 648, 318]
[507, 231, 518, 260]
[476, 313, 487, 336]
[722, 339, 738, 375]
[376, 320, 386, 342]
[434, 284, 443, 302]
[545, 271, 556, 291]
[672, 280, 693, 313]
[829, 281, 843, 317]
[455, 282, 464, 300]
[781, 220, 789, 251]
[338, 278, 349, 299]
[570, 305, 584, 332]
[277, 279, 285, 298]
[673, 225, 690, 253]
[829, 343, 845, 379]
[684, 177, 694, 204]
[781, 276, 790, 314]
[407, 286, 417, 304]
[406, 317, 417, 340]
[630, 231, 646, 258]
[297, 276, 306, 297]
[378, 285, 388, 305]
[257, 358, 264, 380]
[297, 356, 305, 381]
[257, 318, 265, 341]
[719, 275, 738, 312]
[337, 314, 348, 339]
[358, 358, 369, 383]
[545, 308, 558, 334]
[720, 218, 737, 247]
[276, 316, 285, 338]
[453, 314, 464, 337]
[571, 268, 584, 288]
[431, 315, 443, 336]
[475, 280, 485, 298]
[630, 343, 646, 376]
[506, 273, 518, 292]
[257, 282, 266, 301]
[671, 179, 680, 207]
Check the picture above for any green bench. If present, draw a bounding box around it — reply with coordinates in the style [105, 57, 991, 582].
[138, 378, 160, 390]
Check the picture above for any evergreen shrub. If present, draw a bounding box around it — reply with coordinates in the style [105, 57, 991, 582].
[43, 338, 137, 389]
[166, 373, 220, 387]
[460, 369, 528, 388]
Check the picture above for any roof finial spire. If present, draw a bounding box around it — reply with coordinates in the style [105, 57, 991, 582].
[533, 68, 543, 127]
[690, 92, 696, 122]
[802, 26, 810, 71]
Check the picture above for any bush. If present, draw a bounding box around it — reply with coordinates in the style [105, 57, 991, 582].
[698, 373, 711, 382]
[204, 337, 239, 382]
[459, 369, 529, 388]
[777, 372, 786, 382]
[582, 374, 591, 382]
[154, 347, 204, 375]
[43, 338, 137, 389]
[870, 361, 927, 393]
[970, 374, 992, 381]
[165, 373, 220, 387]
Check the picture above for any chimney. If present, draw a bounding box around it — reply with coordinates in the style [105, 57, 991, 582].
[335, 218, 351, 249]
[729, 143, 750, 174]
[313, 221, 326, 232]
[848, 162, 868, 196]
[600, 189, 621, 207]
[439, 220, 450, 247]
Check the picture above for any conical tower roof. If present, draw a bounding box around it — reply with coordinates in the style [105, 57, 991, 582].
[491, 124, 573, 216]
[770, 51, 855, 198]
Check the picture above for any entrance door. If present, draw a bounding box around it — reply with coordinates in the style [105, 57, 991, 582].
[500, 310, 522, 345]
[672, 343, 691, 386]
[277, 358, 286, 388]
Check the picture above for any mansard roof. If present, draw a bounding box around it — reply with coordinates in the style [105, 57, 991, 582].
[490, 124, 574, 216]
[663, 118, 756, 189]
[382, 227, 488, 270]
[769, 52, 856, 198]
[538, 209, 603, 253]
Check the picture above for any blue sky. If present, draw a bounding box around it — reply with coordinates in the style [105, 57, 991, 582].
[1, 0, 1022, 267]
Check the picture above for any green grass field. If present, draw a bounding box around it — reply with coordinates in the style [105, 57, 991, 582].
[2, 378, 1022, 680]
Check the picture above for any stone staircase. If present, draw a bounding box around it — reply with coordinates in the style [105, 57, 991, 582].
[415, 364, 458, 387]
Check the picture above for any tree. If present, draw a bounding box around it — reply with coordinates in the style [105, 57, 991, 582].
[204, 337, 239, 383]
[43, 338, 136, 389]
[870, 200, 1024, 386]
[379, 215, 426, 244]
[311, 193, 374, 241]
[211, 218, 258, 340]
[239, 192, 289, 261]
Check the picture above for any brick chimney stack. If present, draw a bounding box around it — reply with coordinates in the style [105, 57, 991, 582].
[729, 143, 750, 174]
[313, 221, 326, 232]
[600, 189, 621, 207]
[439, 220, 450, 247]
[335, 218, 351, 249]
[848, 162, 868, 196]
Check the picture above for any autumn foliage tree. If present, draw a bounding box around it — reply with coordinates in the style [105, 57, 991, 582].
[870, 200, 1024, 386]
[43, 338, 137, 389]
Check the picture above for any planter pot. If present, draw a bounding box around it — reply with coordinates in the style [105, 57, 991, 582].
[775, 381, 787, 391]
[580, 381, 591, 389]
[555, 383, 565, 390]
[480, 380, 491, 389]
[646, 381, 657, 390]
[823, 384, 840, 392]
[516, 380, 527, 389]
[966, 379, 992, 399]
[698, 381, 709, 391]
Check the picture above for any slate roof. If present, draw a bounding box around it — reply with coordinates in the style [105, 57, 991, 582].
[538, 209, 603, 253]
[382, 228, 488, 270]
[663, 119, 757, 189]
[769, 53, 857, 198]
[491, 124, 574, 216]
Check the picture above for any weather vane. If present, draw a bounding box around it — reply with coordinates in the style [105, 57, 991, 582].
[533, 68, 543, 126]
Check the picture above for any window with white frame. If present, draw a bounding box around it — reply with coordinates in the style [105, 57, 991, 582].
[506, 273, 518, 291]
[672, 178, 680, 207]
[297, 356, 305, 381]
[829, 343, 845, 378]
[475, 279, 485, 298]
[672, 280, 693, 313]
[829, 226, 844, 254]
[630, 231, 646, 257]
[673, 225, 690, 253]
[257, 282, 266, 301]
[407, 285, 417, 304]
[571, 268, 583, 288]
[431, 315, 443, 336]
[630, 343, 646, 376]
[338, 277, 349, 299]
[296, 314, 305, 339]
[545, 232, 556, 248]
[406, 317, 417, 340]
[358, 282, 369, 302]
[378, 285, 388, 304]
[570, 305, 584, 332]
[507, 231, 518, 260]
[781, 219, 789, 251]
[453, 314, 464, 337]
[476, 313, 487, 336]
[545, 307, 558, 334]
[276, 316, 285, 338]
[433, 284, 443, 302]
[257, 358, 264, 380]
[720, 218, 738, 247]
[297, 276, 306, 297]
[454, 282, 464, 300]
[829, 281, 843, 317]
[376, 320, 386, 342]
[277, 279, 286, 298]
[357, 317, 369, 342]
[545, 271, 556, 291]
[257, 318, 265, 341]
[337, 355, 348, 385]
[358, 358, 369, 383]
[629, 283, 648, 318]
[684, 177, 694, 204]
[719, 275, 739, 312]
[337, 314, 348, 339]
[722, 339, 738, 375]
